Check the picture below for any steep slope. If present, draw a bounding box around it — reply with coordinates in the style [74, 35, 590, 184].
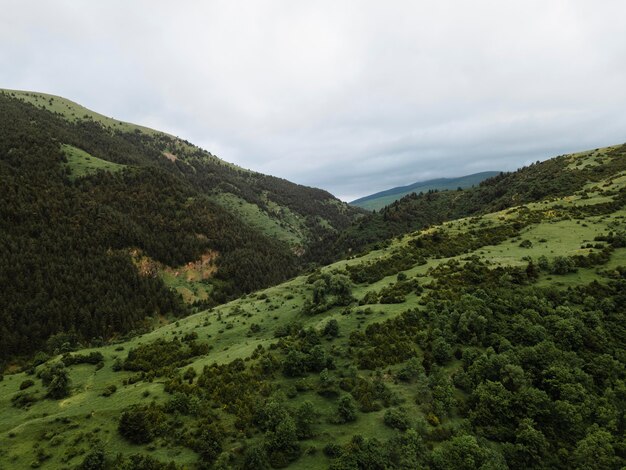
[0, 91, 360, 359]
[1, 146, 624, 469]
[350, 171, 500, 211]
[323, 144, 626, 260]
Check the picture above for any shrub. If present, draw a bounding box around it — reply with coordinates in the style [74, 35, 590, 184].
[118, 404, 165, 444]
[383, 407, 411, 431]
[336, 395, 357, 423]
[19, 379, 35, 390]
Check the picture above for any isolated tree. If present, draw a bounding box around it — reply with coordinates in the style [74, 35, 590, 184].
[39, 363, 71, 399]
[336, 395, 357, 423]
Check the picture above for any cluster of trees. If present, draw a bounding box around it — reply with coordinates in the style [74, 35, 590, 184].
[122, 337, 208, 375]
[360, 276, 423, 305]
[301, 272, 353, 315]
[346, 249, 426, 284]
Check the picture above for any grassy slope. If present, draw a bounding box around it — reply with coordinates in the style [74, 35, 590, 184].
[2, 89, 159, 136]
[351, 171, 501, 211]
[62, 144, 127, 179]
[1, 147, 625, 468]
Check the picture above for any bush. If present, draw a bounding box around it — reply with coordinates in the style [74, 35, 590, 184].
[336, 395, 357, 423]
[19, 379, 35, 390]
[101, 384, 117, 397]
[118, 404, 165, 444]
[323, 443, 342, 458]
[38, 363, 70, 399]
[383, 407, 411, 431]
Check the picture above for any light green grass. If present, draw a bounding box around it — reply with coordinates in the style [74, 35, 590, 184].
[2, 89, 159, 135]
[62, 144, 127, 179]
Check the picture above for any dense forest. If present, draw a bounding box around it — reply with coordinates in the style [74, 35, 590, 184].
[0, 92, 359, 360]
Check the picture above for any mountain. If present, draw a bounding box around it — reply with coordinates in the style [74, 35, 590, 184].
[1, 141, 624, 469]
[320, 144, 626, 260]
[0, 90, 361, 358]
[350, 171, 501, 210]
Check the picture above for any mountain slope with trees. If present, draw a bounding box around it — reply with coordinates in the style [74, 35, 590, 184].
[1, 141, 625, 469]
[0, 90, 361, 359]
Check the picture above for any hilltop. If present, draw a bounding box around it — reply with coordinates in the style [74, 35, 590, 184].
[350, 171, 500, 211]
[1, 142, 624, 469]
[0, 90, 361, 359]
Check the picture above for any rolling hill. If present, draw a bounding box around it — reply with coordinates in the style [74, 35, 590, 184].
[350, 171, 500, 211]
[1, 142, 624, 469]
[0, 90, 361, 359]
[320, 144, 626, 262]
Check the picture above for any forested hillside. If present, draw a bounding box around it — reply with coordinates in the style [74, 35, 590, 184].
[0, 91, 360, 359]
[322, 145, 626, 261]
[1, 142, 624, 469]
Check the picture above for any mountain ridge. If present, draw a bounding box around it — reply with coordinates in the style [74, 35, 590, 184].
[350, 171, 501, 210]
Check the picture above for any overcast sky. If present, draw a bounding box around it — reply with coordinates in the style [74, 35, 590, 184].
[2, 1, 626, 201]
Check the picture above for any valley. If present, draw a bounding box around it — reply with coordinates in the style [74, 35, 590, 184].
[0, 100, 624, 469]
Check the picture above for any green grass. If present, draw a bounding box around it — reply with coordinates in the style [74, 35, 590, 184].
[213, 193, 307, 246]
[62, 144, 127, 179]
[2, 89, 159, 135]
[1, 89, 246, 174]
[2, 153, 626, 468]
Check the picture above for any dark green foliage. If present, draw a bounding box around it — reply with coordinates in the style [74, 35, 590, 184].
[101, 384, 117, 397]
[349, 310, 421, 369]
[323, 319, 340, 337]
[112, 454, 182, 470]
[19, 379, 34, 390]
[123, 338, 208, 375]
[302, 273, 354, 315]
[346, 249, 426, 284]
[192, 422, 224, 464]
[118, 404, 165, 444]
[61, 351, 104, 366]
[279, 329, 334, 377]
[294, 401, 318, 439]
[328, 430, 428, 468]
[11, 391, 38, 409]
[572, 428, 618, 470]
[78, 445, 106, 470]
[193, 358, 271, 429]
[37, 363, 70, 399]
[430, 435, 502, 470]
[242, 445, 271, 470]
[396, 357, 425, 382]
[383, 407, 411, 431]
[550, 256, 577, 274]
[335, 395, 358, 423]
